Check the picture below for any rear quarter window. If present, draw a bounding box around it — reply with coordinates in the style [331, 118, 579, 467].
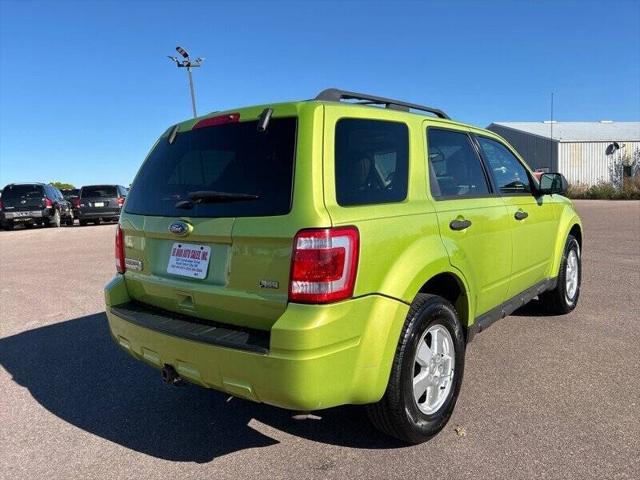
[335, 119, 409, 206]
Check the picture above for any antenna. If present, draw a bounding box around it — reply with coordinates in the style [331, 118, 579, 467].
[550, 92, 554, 140]
[550, 92, 554, 171]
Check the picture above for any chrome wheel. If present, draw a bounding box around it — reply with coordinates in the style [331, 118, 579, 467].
[413, 324, 455, 415]
[565, 248, 579, 301]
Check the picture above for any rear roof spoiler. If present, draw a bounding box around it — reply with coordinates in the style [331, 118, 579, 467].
[315, 88, 450, 120]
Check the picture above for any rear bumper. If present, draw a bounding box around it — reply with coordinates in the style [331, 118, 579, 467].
[78, 210, 120, 219]
[104, 275, 408, 411]
[1, 210, 45, 221]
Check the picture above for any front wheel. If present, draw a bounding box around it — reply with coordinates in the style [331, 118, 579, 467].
[540, 234, 581, 314]
[366, 294, 466, 444]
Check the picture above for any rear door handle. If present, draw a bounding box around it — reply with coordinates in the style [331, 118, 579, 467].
[514, 210, 529, 221]
[449, 219, 472, 231]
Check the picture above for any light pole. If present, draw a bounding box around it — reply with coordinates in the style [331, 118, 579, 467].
[168, 46, 204, 118]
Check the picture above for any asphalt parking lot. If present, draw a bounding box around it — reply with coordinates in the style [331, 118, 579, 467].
[1, 200, 638, 480]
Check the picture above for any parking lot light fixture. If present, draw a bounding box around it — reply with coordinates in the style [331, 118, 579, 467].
[167, 46, 204, 118]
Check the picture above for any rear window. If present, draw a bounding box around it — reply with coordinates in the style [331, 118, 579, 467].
[1, 184, 43, 199]
[62, 189, 80, 198]
[125, 117, 297, 218]
[82, 186, 117, 198]
[335, 119, 408, 206]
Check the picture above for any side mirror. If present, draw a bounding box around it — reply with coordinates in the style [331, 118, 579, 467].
[538, 173, 568, 195]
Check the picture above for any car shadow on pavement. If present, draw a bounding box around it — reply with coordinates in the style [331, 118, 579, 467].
[0, 313, 403, 463]
[511, 298, 559, 317]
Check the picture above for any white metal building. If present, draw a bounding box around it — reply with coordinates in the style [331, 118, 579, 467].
[487, 121, 640, 185]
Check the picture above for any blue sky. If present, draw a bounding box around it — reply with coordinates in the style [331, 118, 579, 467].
[1, 0, 639, 187]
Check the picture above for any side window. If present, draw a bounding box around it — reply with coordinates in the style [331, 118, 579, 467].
[477, 137, 531, 194]
[427, 129, 490, 198]
[335, 119, 408, 206]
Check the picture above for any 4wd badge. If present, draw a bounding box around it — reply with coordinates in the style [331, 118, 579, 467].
[259, 279, 279, 289]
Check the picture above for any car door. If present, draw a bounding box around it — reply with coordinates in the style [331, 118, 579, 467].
[426, 126, 512, 317]
[474, 135, 559, 297]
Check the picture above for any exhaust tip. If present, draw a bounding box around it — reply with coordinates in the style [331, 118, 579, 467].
[161, 364, 183, 386]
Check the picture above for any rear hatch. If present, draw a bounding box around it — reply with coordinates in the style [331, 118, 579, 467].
[121, 113, 299, 331]
[80, 185, 120, 214]
[1, 184, 46, 212]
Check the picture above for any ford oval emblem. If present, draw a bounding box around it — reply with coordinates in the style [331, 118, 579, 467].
[169, 221, 190, 236]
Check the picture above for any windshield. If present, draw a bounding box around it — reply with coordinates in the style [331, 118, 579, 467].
[125, 117, 297, 218]
[81, 186, 117, 198]
[2, 184, 44, 200]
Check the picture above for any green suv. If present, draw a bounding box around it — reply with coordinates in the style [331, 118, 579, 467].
[105, 89, 582, 443]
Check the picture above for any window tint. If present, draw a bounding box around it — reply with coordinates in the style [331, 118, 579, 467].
[125, 118, 297, 217]
[81, 185, 118, 198]
[477, 137, 531, 194]
[427, 129, 490, 198]
[2, 184, 44, 200]
[61, 189, 80, 199]
[335, 119, 408, 206]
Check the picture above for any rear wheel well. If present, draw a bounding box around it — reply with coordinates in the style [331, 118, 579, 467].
[418, 273, 469, 329]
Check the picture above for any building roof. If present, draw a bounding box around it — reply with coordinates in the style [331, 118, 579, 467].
[488, 121, 640, 142]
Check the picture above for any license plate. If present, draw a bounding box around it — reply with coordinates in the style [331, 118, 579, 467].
[94, 202, 105, 207]
[167, 243, 211, 279]
[16, 212, 30, 217]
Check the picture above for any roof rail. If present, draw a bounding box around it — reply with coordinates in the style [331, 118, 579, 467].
[315, 88, 450, 119]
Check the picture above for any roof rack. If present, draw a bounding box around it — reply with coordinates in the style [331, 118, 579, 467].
[315, 88, 450, 120]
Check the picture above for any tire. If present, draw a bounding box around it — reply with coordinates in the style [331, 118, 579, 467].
[64, 211, 74, 226]
[47, 210, 61, 228]
[79, 219, 89, 226]
[3, 221, 15, 231]
[540, 234, 581, 314]
[366, 294, 466, 444]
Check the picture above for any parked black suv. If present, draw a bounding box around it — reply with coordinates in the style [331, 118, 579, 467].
[61, 188, 81, 220]
[77, 184, 127, 226]
[0, 183, 73, 230]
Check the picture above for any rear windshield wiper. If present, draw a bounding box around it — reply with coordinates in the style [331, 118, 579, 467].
[175, 190, 260, 209]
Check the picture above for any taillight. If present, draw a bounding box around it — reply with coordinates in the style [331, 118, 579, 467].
[44, 197, 53, 208]
[72, 198, 80, 208]
[193, 113, 240, 129]
[288, 227, 359, 304]
[117, 196, 125, 207]
[115, 225, 126, 274]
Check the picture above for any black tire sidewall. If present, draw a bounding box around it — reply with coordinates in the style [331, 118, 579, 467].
[399, 298, 466, 441]
[560, 236, 581, 309]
